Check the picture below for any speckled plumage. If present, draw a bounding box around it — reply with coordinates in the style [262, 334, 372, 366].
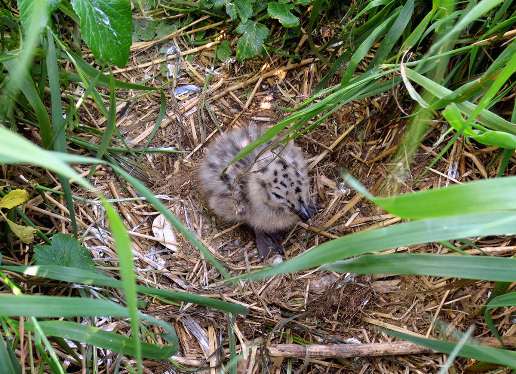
[199, 123, 315, 258]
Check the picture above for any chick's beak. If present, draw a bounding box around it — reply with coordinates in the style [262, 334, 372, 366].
[296, 202, 315, 221]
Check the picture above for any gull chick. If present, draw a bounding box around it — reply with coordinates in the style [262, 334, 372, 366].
[199, 123, 316, 259]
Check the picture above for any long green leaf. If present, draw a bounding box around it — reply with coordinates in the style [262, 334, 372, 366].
[2, 61, 52, 149]
[325, 254, 516, 282]
[429, 0, 504, 55]
[1, 0, 49, 118]
[236, 212, 516, 281]
[371, 0, 414, 66]
[24, 320, 174, 360]
[1, 265, 247, 314]
[103, 200, 142, 371]
[0, 294, 177, 348]
[46, 29, 78, 235]
[484, 292, 516, 340]
[343, 173, 516, 219]
[404, 68, 516, 134]
[386, 330, 516, 368]
[0, 334, 21, 374]
[0, 127, 92, 190]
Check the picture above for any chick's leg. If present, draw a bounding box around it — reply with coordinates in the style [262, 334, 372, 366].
[254, 229, 284, 259]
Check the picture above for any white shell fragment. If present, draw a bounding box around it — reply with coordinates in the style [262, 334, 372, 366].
[152, 214, 177, 252]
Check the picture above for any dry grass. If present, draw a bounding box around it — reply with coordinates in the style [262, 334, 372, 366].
[4, 22, 515, 374]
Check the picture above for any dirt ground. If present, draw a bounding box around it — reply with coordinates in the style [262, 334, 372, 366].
[42, 37, 516, 373]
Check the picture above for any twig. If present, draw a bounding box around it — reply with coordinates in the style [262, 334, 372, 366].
[267, 337, 516, 359]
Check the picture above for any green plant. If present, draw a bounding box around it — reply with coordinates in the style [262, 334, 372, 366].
[203, 0, 312, 60]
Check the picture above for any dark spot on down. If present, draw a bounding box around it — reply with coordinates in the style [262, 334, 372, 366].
[208, 162, 217, 170]
[278, 159, 288, 170]
[280, 181, 287, 188]
[283, 173, 289, 179]
[259, 180, 267, 189]
[273, 178, 278, 183]
[220, 173, 230, 183]
[272, 192, 283, 200]
[274, 170, 278, 176]
[295, 187, 301, 194]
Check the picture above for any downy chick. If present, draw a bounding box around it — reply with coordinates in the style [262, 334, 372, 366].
[199, 123, 316, 258]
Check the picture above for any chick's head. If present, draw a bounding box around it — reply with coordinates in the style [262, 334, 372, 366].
[247, 155, 316, 221]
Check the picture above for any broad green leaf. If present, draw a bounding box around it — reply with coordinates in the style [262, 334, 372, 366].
[236, 212, 516, 281]
[34, 233, 95, 269]
[216, 40, 232, 61]
[2, 265, 247, 314]
[5, 218, 36, 244]
[24, 320, 174, 360]
[325, 254, 516, 282]
[235, 0, 253, 22]
[0, 189, 29, 209]
[236, 20, 269, 61]
[386, 330, 516, 368]
[103, 200, 142, 369]
[70, 0, 132, 67]
[226, 2, 237, 21]
[343, 173, 516, 219]
[267, 2, 299, 28]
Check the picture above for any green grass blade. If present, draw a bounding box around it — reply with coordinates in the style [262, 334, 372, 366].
[341, 12, 396, 84]
[95, 75, 117, 162]
[0, 334, 21, 374]
[45, 29, 78, 235]
[236, 212, 516, 281]
[2, 61, 52, 149]
[0, 294, 177, 345]
[1, 0, 49, 118]
[399, 5, 437, 52]
[325, 254, 516, 282]
[103, 200, 142, 372]
[465, 51, 516, 127]
[30, 317, 65, 374]
[343, 173, 516, 219]
[371, 0, 414, 66]
[438, 326, 474, 374]
[404, 67, 516, 134]
[24, 320, 174, 360]
[65, 51, 154, 91]
[386, 330, 516, 368]
[143, 90, 167, 150]
[2, 265, 247, 314]
[0, 127, 93, 190]
[429, 0, 504, 55]
[484, 292, 516, 340]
